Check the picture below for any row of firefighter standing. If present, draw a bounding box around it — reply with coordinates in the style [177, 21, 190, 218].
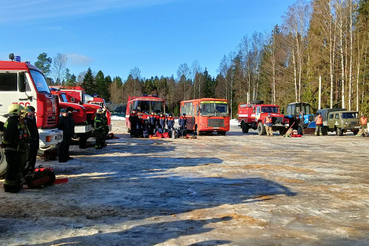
[129, 110, 188, 138]
[1, 104, 109, 193]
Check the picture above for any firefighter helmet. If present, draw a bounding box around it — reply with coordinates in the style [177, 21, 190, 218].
[19, 105, 27, 118]
[26, 105, 36, 113]
[7, 104, 21, 116]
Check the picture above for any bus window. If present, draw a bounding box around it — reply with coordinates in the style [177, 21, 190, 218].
[183, 102, 193, 116]
[200, 101, 228, 117]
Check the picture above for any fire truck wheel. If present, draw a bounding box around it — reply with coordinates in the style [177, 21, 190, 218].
[257, 122, 266, 135]
[79, 135, 88, 149]
[241, 122, 249, 133]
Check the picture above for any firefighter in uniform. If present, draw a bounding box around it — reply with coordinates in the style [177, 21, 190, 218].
[356, 114, 368, 137]
[265, 113, 273, 136]
[158, 113, 166, 134]
[148, 112, 156, 135]
[19, 106, 30, 176]
[101, 107, 109, 146]
[94, 109, 104, 149]
[129, 109, 139, 137]
[67, 107, 76, 154]
[167, 114, 175, 131]
[58, 108, 70, 162]
[25, 106, 39, 173]
[2, 104, 26, 193]
[179, 113, 187, 137]
[314, 113, 323, 136]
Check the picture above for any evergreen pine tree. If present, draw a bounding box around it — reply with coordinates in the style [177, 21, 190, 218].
[81, 68, 95, 95]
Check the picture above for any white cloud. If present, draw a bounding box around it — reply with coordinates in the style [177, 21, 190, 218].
[68, 53, 93, 66]
[0, 0, 181, 23]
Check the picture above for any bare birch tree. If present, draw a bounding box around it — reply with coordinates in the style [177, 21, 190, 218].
[53, 53, 67, 85]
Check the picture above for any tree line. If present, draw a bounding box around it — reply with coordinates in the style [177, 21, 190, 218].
[34, 0, 369, 117]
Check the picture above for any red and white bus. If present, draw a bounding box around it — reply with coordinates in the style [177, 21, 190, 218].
[180, 98, 230, 135]
[125, 95, 165, 132]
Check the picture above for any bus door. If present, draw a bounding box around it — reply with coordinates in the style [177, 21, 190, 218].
[186, 102, 194, 130]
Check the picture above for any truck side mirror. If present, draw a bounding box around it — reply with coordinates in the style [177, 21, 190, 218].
[18, 72, 26, 92]
[281, 108, 285, 114]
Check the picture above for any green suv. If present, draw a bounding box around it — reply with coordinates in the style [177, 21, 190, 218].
[317, 108, 360, 136]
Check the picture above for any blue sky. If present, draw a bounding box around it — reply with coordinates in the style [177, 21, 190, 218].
[0, 0, 296, 80]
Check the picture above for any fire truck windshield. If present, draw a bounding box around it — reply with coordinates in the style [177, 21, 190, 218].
[133, 100, 164, 114]
[200, 101, 228, 117]
[261, 106, 278, 113]
[30, 70, 50, 93]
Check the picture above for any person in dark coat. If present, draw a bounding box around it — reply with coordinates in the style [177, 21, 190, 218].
[158, 113, 166, 134]
[167, 114, 175, 131]
[101, 107, 109, 147]
[94, 109, 104, 149]
[58, 108, 70, 162]
[2, 104, 24, 193]
[148, 112, 156, 135]
[25, 106, 39, 173]
[179, 113, 187, 137]
[129, 109, 139, 137]
[67, 107, 76, 155]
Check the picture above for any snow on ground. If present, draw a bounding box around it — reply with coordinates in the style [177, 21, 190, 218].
[1, 120, 369, 245]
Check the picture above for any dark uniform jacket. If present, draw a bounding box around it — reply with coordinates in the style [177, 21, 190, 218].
[26, 116, 39, 150]
[94, 114, 103, 132]
[58, 116, 71, 141]
[159, 116, 166, 129]
[3, 116, 23, 150]
[179, 116, 187, 129]
[129, 113, 139, 129]
[167, 116, 174, 129]
[68, 113, 75, 139]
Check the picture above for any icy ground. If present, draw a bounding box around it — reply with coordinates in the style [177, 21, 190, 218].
[1, 120, 369, 245]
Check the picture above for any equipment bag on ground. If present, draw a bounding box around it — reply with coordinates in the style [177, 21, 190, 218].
[24, 166, 56, 188]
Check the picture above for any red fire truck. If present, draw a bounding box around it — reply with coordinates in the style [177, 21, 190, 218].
[238, 100, 289, 135]
[125, 95, 165, 132]
[0, 55, 63, 177]
[180, 98, 230, 135]
[49, 86, 111, 133]
[50, 89, 93, 148]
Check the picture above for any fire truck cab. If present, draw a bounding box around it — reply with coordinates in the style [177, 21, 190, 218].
[238, 100, 289, 135]
[49, 86, 111, 133]
[50, 89, 93, 148]
[0, 55, 63, 177]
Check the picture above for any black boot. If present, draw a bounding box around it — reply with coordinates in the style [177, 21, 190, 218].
[4, 184, 20, 193]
